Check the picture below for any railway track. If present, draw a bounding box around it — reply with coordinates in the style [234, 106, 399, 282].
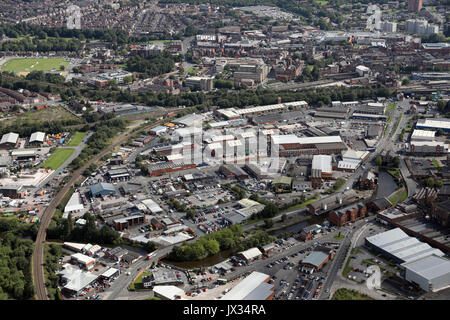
[32, 110, 182, 300]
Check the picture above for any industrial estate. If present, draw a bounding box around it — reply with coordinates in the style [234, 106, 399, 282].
[0, 0, 448, 305]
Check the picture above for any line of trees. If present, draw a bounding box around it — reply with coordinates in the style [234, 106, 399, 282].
[68, 116, 127, 171]
[0, 116, 84, 138]
[0, 70, 394, 111]
[125, 52, 181, 78]
[0, 221, 35, 300]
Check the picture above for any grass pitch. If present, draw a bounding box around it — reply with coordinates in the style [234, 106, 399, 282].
[2, 58, 69, 74]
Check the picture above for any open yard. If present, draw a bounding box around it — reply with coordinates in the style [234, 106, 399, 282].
[2, 105, 80, 126]
[43, 148, 74, 170]
[2, 57, 69, 74]
[68, 131, 87, 146]
[129, 271, 152, 291]
[332, 288, 373, 300]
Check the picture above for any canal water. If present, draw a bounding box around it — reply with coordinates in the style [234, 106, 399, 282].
[376, 171, 398, 199]
[270, 221, 310, 237]
[162, 212, 330, 269]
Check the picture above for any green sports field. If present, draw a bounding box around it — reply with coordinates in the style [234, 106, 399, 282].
[1, 58, 69, 74]
[68, 131, 87, 147]
[43, 148, 74, 170]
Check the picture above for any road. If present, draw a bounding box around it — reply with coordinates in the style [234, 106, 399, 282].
[321, 218, 398, 300]
[102, 246, 173, 300]
[222, 230, 344, 284]
[32, 132, 92, 194]
[32, 110, 184, 300]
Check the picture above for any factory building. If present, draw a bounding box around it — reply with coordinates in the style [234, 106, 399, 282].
[0, 132, 19, 149]
[0, 184, 26, 198]
[409, 141, 449, 154]
[222, 271, 274, 300]
[29, 131, 46, 146]
[411, 129, 435, 141]
[113, 214, 146, 231]
[147, 162, 197, 177]
[90, 182, 116, 197]
[401, 254, 450, 292]
[271, 135, 347, 156]
[365, 228, 445, 264]
[416, 119, 450, 132]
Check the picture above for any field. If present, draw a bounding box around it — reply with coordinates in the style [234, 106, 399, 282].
[1, 105, 80, 126]
[68, 131, 87, 147]
[2, 58, 69, 74]
[43, 148, 74, 170]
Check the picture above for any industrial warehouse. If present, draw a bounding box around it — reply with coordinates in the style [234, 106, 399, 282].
[365, 228, 450, 292]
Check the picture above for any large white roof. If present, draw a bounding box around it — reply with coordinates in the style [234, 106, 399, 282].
[272, 135, 342, 145]
[401, 254, 450, 281]
[30, 131, 45, 143]
[153, 285, 185, 300]
[11, 149, 36, 157]
[0, 132, 19, 145]
[312, 155, 332, 173]
[173, 113, 205, 126]
[338, 159, 360, 170]
[411, 129, 435, 139]
[64, 192, 84, 214]
[71, 253, 95, 265]
[239, 247, 262, 260]
[417, 119, 450, 130]
[101, 267, 119, 278]
[173, 126, 202, 137]
[64, 242, 86, 252]
[366, 228, 444, 263]
[222, 271, 270, 300]
[141, 198, 163, 213]
[342, 149, 369, 160]
[59, 265, 98, 292]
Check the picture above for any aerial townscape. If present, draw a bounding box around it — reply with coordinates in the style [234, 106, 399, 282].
[0, 0, 449, 308]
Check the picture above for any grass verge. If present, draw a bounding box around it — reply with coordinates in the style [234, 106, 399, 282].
[43, 148, 74, 170]
[68, 131, 87, 146]
[332, 288, 373, 300]
[129, 271, 152, 291]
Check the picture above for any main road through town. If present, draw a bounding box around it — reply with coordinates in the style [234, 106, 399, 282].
[32, 109, 182, 300]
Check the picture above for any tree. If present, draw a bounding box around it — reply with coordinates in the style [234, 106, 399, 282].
[392, 157, 400, 168]
[264, 219, 274, 229]
[123, 75, 133, 84]
[426, 177, 435, 188]
[260, 203, 279, 218]
[203, 239, 220, 256]
[375, 156, 383, 167]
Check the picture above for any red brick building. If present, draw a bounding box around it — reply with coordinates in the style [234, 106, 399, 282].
[150, 218, 164, 230]
[147, 162, 196, 177]
[328, 204, 366, 227]
[113, 215, 145, 231]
